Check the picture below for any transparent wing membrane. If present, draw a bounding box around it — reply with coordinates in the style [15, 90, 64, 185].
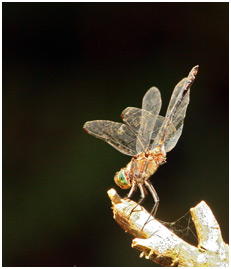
[121, 107, 144, 134]
[122, 107, 177, 151]
[121, 106, 159, 152]
[84, 65, 199, 156]
[153, 78, 188, 152]
[155, 66, 198, 150]
[83, 120, 137, 156]
[136, 87, 162, 153]
[150, 116, 176, 150]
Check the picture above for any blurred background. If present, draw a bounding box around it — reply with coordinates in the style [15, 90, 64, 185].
[3, 3, 228, 267]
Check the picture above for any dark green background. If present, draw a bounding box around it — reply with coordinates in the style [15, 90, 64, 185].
[3, 3, 228, 267]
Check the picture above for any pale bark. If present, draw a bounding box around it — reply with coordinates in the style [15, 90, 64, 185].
[107, 188, 229, 267]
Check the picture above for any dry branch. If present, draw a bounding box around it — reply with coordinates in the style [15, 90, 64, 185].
[107, 188, 229, 267]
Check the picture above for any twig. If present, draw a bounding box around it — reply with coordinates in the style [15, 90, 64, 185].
[107, 188, 229, 267]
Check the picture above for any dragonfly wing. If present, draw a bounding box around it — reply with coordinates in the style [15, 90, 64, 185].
[164, 125, 183, 152]
[154, 78, 191, 152]
[136, 87, 162, 153]
[122, 108, 178, 152]
[121, 107, 143, 134]
[171, 86, 190, 130]
[142, 87, 162, 114]
[83, 120, 137, 156]
[163, 80, 190, 152]
[121, 106, 158, 152]
[165, 78, 188, 120]
[154, 66, 198, 151]
[150, 115, 176, 150]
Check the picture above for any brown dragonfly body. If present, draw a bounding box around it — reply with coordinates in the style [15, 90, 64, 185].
[84, 66, 199, 217]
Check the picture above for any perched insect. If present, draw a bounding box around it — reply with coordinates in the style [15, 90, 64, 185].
[83, 66, 199, 217]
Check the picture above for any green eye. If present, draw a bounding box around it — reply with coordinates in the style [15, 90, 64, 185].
[118, 170, 127, 184]
[114, 169, 130, 189]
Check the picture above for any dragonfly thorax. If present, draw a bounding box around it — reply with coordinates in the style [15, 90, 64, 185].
[133, 150, 166, 181]
[114, 149, 166, 190]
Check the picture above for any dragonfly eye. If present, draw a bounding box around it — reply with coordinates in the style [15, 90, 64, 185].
[114, 169, 131, 189]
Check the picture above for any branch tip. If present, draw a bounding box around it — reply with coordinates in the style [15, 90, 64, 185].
[107, 189, 229, 267]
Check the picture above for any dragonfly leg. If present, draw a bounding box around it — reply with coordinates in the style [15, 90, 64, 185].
[128, 183, 148, 219]
[126, 180, 137, 199]
[137, 183, 148, 205]
[140, 180, 159, 231]
[130, 183, 147, 215]
[145, 180, 159, 217]
[126, 157, 137, 199]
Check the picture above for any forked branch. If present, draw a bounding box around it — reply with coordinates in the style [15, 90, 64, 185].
[107, 188, 229, 267]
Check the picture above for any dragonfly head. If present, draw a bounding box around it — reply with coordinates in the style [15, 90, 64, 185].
[114, 169, 131, 189]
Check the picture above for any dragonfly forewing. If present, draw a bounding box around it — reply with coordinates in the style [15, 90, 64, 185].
[122, 106, 160, 152]
[122, 107, 177, 152]
[162, 87, 190, 152]
[165, 78, 188, 120]
[83, 120, 137, 156]
[121, 107, 143, 134]
[154, 66, 198, 151]
[136, 87, 162, 154]
[150, 115, 176, 151]
[164, 125, 183, 152]
[153, 78, 189, 151]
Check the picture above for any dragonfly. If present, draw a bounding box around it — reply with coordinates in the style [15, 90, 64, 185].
[83, 66, 199, 218]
